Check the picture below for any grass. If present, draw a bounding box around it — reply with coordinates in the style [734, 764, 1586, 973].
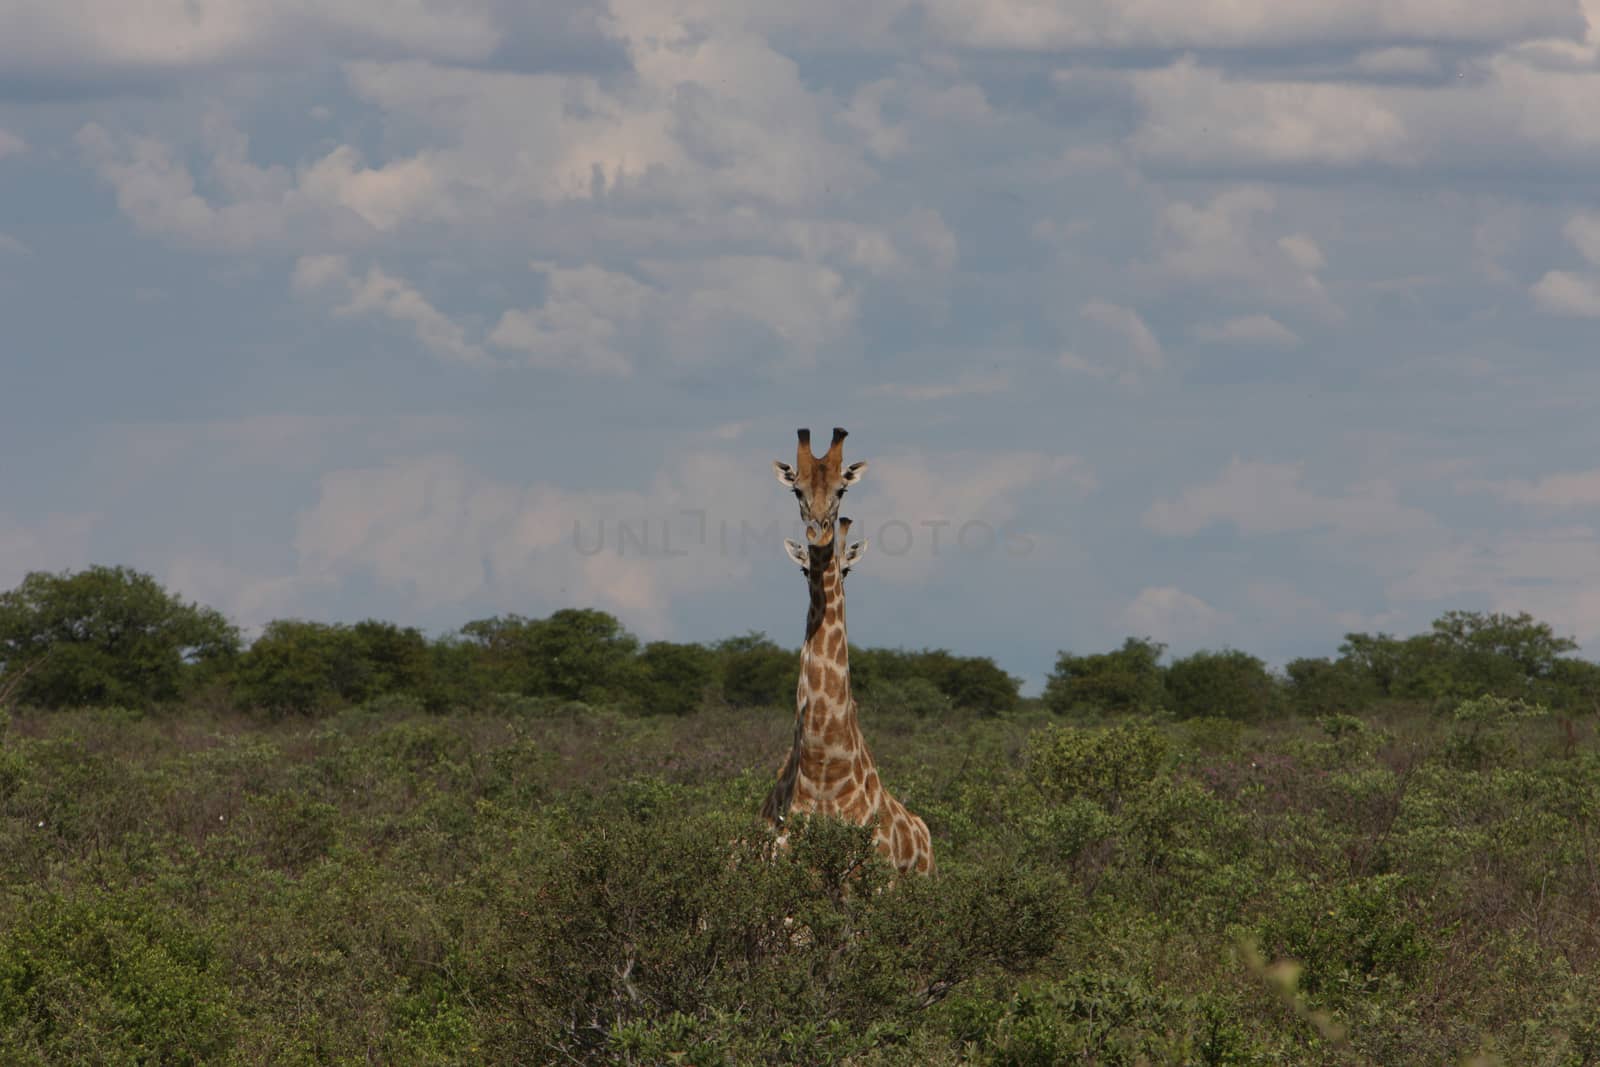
[1, 697, 1597, 1064]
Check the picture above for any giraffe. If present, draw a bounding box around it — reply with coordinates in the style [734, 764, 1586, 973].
[762, 429, 935, 876]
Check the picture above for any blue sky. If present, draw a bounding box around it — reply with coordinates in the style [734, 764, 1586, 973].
[5, 0, 1600, 693]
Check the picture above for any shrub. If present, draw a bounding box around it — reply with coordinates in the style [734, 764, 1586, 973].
[630, 641, 717, 716]
[1025, 723, 1172, 812]
[0, 566, 238, 709]
[716, 633, 798, 708]
[1165, 650, 1283, 721]
[0, 887, 237, 1063]
[1042, 638, 1167, 717]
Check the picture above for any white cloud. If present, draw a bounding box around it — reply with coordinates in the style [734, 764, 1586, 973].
[290, 450, 779, 635]
[292, 254, 490, 367]
[296, 145, 439, 232]
[342, 11, 873, 215]
[1127, 58, 1415, 169]
[76, 120, 413, 252]
[1066, 300, 1164, 383]
[1124, 50, 1600, 177]
[1564, 212, 1600, 264]
[1530, 270, 1600, 316]
[164, 556, 331, 636]
[920, 0, 1580, 51]
[1386, 527, 1600, 648]
[1145, 458, 1435, 541]
[1191, 314, 1301, 347]
[0, 233, 30, 257]
[1146, 187, 1341, 320]
[1120, 586, 1228, 645]
[0, 0, 501, 82]
[489, 264, 644, 377]
[490, 255, 858, 373]
[1529, 210, 1600, 316]
[866, 449, 1096, 581]
[0, 130, 25, 160]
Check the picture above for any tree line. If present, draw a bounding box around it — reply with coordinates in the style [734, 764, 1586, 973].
[0, 566, 1017, 716]
[3, 564, 1599, 719]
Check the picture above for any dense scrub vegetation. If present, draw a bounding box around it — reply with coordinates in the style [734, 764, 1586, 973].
[2, 566, 1599, 1063]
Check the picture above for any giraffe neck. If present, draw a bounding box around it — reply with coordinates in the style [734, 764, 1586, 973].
[795, 542, 860, 748]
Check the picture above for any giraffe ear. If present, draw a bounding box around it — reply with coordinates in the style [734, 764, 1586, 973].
[841, 538, 867, 575]
[841, 460, 867, 487]
[783, 538, 810, 571]
[773, 461, 798, 489]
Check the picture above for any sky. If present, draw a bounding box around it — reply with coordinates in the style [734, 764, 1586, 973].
[5, 1, 1600, 693]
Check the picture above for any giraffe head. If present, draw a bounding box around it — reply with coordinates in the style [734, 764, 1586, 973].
[773, 427, 867, 545]
[784, 517, 869, 578]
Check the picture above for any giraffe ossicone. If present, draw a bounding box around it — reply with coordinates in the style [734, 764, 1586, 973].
[762, 428, 934, 877]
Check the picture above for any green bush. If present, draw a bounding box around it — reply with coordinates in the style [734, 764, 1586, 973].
[630, 641, 717, 716]
[1025, 722, 1172, 812]
[0, 887, 236, 1063]
[0, 566, 238, 709]
[716, 633, 798, 708]
[1165, 649, 1283, 721]
[1042, 638, 1167, 717]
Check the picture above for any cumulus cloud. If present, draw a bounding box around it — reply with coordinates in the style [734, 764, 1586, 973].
[290, 450, 780, 635]
[1120, 586, 1228, 645]
[1123, 48, 1600, 177]
[1530, 210, 1600, 315]
[865, 449, 1096, 581]
[921, 0, 1581, 52]
[1387, 527, 1600, 646]
[1126, 58, 1415, 169]
[0, 0, 502, 88]
[292, 254, 490, 366]
[1061, 300, 1164, 384]
[1145, 458, 1435, 541]
[76, 120, 431, 252]
[490, 256, 858, 373]
[1531, 270, 1600, 316]
[1144, 187, 1342, 322]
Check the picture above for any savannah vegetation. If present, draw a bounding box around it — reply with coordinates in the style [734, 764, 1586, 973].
[1, 565, 1598, 1064]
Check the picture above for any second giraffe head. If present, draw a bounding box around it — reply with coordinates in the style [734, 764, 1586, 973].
[773, 427, 867, 545]
[784, 516, 868, 579]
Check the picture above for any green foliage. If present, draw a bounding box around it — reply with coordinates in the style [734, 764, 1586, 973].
[1443, 694, 1551, 770]
[459, 608, 640, 703]
[0, 887, 236, 1063]
[1285, 656, 1375, 716]
[867, 676, 955, 717]
[1338, 611, 1587, 710]
[0, 699, 1595, 1063]
[943, 975, 1258, 1067]
[6, 597, 1600, 1063]
[856, 647, 1019, 713]
[630, 640, 717, 715]
[715, 632, 798, 708]
[0, 566, 239, 709]
[233, 618, 434, 715]
[1165, 649, 1283, 721]
[1025, 722, 1172, 811]
[1042, 637, 1167, 716]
